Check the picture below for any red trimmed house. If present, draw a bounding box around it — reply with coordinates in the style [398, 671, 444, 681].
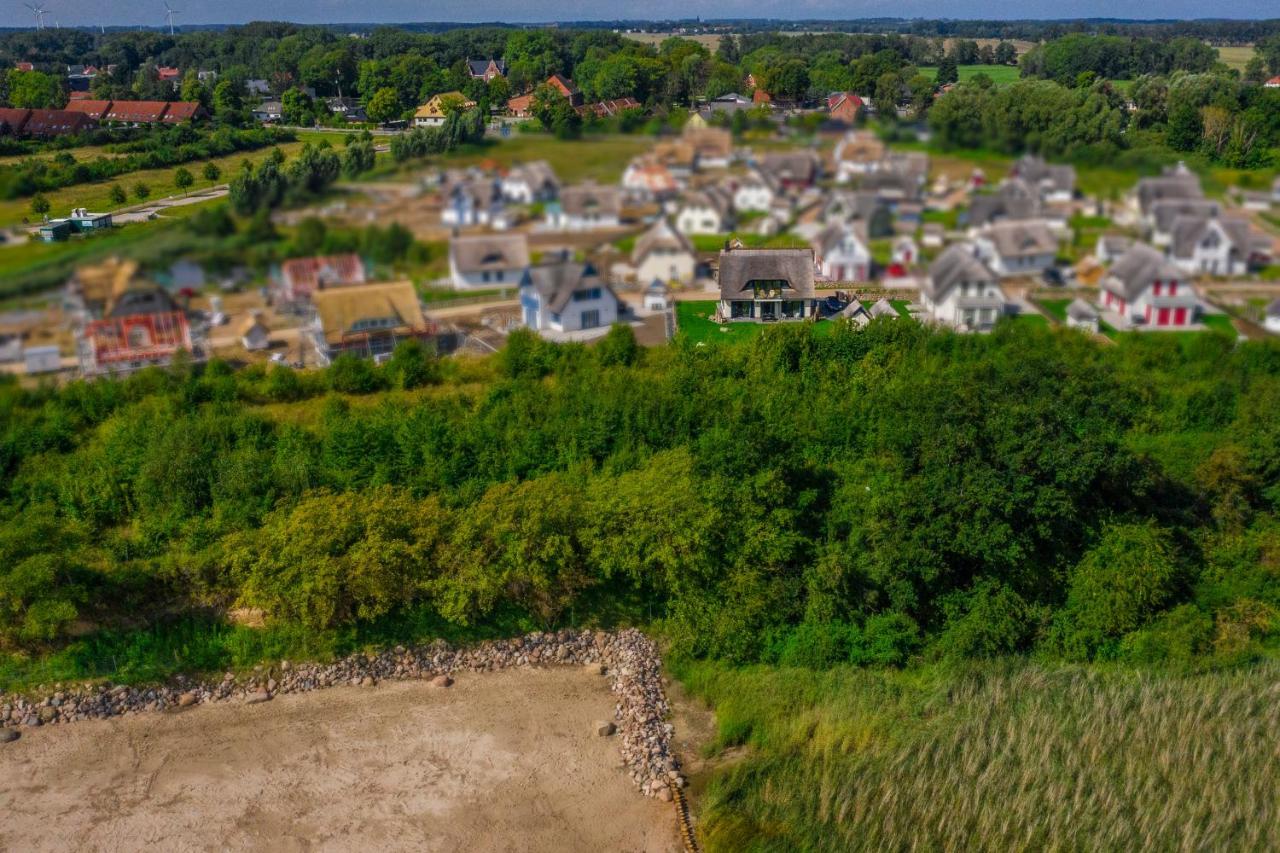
[105, 100, 170, 124]
[161, 101, 206, 123]
[1099, 242, 1199, 329]
[0, 107, 32, 135]
[23, 109, 98, 137]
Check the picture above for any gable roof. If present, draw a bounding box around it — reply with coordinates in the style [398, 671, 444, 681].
[1169, 215, 1253, 260]
[0, 107, 31, 133]
[415, 92, 474, 120]
[835, 130, 885, 164]
[717, 246, 816, 300]
[980, 220, 1058, 259]
[1067, 298, 1099, 321]
[1151, 198, 1220, 235]
[681, 126, 733, 160]
[63, 99, 111, 120]
[547, 74, 580, 98]
[1135, 171, 1203, 215]
[467, 58, 507, 77]
[560, 182, 622, 218]
[311, 281, 426, 344]
[632, 218, 694, 265]
[1103, 242, 1185, 300]
[105, 101, 169, 123]
[760, 150, 820, 184]
[505, 160, 559, 193]
[1012, 154, 1076, 196]
[925, 243, 998, 301]
[680, 186, 733, 217]
[450, 233, 530, 272]
[869, 298, 899, 318]
[812, 222, 868, 258]
[161, 101, 204, 123]
[23, 109, 98, 136]
[522, 261, 615, 313]
[968, 184, 1041, 227]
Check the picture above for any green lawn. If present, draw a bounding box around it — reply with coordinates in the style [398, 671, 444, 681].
[889, 299, 914, 319]
[690, 232, 810, 253]
[675, 300, 845, 344]
[1038, 298, 1071, 323]
[427, 133, 653, 184]
[917, 64, 1022, 85]
[0, 130, 352, 228]
[1217, 45, 1255, 73]
[1011, 311, 1050, 328]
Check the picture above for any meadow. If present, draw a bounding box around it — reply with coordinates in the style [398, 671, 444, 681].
[0, 130, 351, 228]
[917, 64, 1023, 85]
[676, 659, 1280, 851]
[403, 133, 652, 185]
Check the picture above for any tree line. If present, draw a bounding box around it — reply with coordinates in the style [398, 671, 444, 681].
[2, 320, 1278, 672]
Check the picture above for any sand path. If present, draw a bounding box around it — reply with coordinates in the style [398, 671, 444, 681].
[0, 666, 680, 852]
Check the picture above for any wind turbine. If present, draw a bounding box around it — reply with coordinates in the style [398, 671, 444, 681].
[23, 2, 48, 30]
[163, 1, 180, 36]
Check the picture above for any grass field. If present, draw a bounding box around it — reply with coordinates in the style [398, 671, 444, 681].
[1039, 298, 1071, 323]
[0, 130, 350, 228]
[689, 232, 810, 253]
[430, 134, 652, 185]
[676, 658, 1280, 852]
[675, 300, 845, 344]
[917, 65, 1022, 85]
[1217, 45, 1255, 72]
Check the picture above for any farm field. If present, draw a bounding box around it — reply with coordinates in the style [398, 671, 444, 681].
[1217, 45, 1255, 72]
[676, 659, 1280, 852]
[917, 64, 1022, 85]
[0, 130, 351, 228]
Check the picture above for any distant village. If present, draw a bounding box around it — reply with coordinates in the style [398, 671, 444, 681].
[3, 52, 1280, 380]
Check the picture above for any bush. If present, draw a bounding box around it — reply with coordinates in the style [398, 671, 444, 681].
[596, 323, 640, 368]
[853, 613, 921, 666]
[937, 580, 1035, 658]
[772, 622, 859, 669]
[327, 354, 384, 394]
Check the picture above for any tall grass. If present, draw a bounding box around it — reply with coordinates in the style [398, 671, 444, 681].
[675, 659, 1280, 851]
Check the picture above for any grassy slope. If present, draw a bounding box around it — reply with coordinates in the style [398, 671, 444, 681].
[676, 658, 1280, 852]
[1217, 45, 1255, 72]
[0, 130, 349, 228]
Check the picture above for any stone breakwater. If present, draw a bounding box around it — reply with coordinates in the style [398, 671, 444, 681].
[0, 628, 683, 799]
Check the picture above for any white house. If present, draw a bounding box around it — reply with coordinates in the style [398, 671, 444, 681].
[1065, 298, 1100, 333]
[675, 187, 734, 236]
[621, 158, 681, 200]
[518, 261, 620, 333]
[1100, 242, 1199, 329]
[23, 345, 61, 374]
[716, 245, 821, 322]
[892, 235, 919, 267]
[1265, 298, 1280, 334]
[1149, 198, 1220, 247]
[545, 183, 622, 231]
[1168, 215, 1254, 277]
[441, 179, 508, 229]
[1010, 154, 1076, 204]
[973, 220, 1059, 278]
[643, 280, 671, 312]
[449, 233, 531, 290]
[811, 223, 871, 283]
[920, 243, 1008, 331]
[501, 161, 560, 205]
[1129, 165, 1204, 229]
[733, 169, 779, 213]
[631, 219, 697, 284]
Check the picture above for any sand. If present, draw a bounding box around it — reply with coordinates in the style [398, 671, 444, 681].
[0, 667, 681, 852]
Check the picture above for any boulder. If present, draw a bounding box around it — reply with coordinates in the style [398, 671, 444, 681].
[177, 692, 197, 708]
[0, 729, 19, 744]
[430, 675, 453, 688]
[596, 721, 617, 737]
[245, 691, 271, 705]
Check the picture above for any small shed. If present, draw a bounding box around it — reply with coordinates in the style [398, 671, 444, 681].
[240, 313, 271, 351]
[643, 280, 671, 312]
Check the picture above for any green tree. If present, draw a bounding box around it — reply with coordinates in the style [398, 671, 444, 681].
[133, 182, 151, 200]
[173, 167, 195, 190]
[6, 69, 62, 108]
[202, 162, 221, 182]
[365, 86, 401, 125]
[29, 193, 50, 217]
[935, 56, 959, 87]
[108, 184, 127, 206]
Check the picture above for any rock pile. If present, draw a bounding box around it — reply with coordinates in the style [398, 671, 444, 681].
[0, 628, 680, 798]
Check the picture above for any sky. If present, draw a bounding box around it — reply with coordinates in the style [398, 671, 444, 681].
[0, 0, 1274, 29]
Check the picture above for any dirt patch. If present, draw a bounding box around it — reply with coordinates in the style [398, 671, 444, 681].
[0, 667, 680, 852]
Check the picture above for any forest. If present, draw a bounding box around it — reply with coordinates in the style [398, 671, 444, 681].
[2, 319, 1278, 684]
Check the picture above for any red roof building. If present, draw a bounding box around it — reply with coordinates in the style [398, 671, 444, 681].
[753, 89, 772, 105]
[546, 74, 583, 106]
[157, 66, 182, 81]
[0, 107, 32, 135]
[161, 101, 205, 123]
[827, 92, 864, 124]
[1265, 76, 1280, 89]
[580, 97, 641, 118]
[277, 253, 367, 302]
[507, 92, 536, 118]
[64, 99, 112, 121]
[14, 61, 34, 72]
[104, 101, 170, 123]
[23, 109, 98, 137]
